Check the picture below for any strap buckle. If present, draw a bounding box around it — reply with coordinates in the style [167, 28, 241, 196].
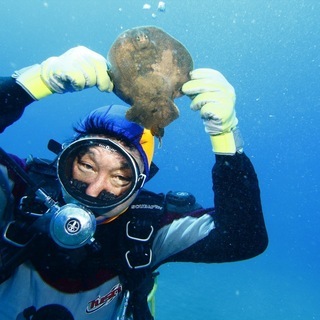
[125, 220, 154, 269]
[126, 221, 154, 242]
[125, 247, 152, 269]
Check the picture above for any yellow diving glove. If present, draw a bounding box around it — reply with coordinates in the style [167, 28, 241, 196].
[13, 46, 114, 100]
[182, 68, 243, 155]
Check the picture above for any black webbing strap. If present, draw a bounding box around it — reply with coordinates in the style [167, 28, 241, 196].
[118, 190, 165, 319]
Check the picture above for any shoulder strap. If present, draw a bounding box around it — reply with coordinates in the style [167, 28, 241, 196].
[0, 164, 15, 229]
[165, 190, 203, 214]
[119, 189, 164, 271]
[25, 156, 61, 201]
[0, 154, 60, 284]
[117, 189, 165, 320]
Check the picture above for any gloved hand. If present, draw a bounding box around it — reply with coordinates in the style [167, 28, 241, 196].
[13, 46, 113, 100]
[182, 68, 243, 155]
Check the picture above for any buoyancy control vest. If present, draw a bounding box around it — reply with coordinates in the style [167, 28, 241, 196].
[0, 148, 202, 320]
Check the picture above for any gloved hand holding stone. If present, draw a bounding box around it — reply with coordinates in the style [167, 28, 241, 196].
[13, 46, 113, 100]
[182, 68, 243, 155]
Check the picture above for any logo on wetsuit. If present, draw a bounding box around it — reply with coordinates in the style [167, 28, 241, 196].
[86, 283, 123, 313]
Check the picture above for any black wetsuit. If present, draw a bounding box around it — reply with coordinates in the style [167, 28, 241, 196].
[0, 77, 268, 320]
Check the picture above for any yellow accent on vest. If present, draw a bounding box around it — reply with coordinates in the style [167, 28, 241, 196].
[147, 277, 158, 318]
[140, 129, 155, 168]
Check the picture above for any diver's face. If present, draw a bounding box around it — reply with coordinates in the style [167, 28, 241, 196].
[72, 144, 142, 199]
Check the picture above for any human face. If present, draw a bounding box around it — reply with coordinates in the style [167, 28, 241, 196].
[72, 145, 135, 198]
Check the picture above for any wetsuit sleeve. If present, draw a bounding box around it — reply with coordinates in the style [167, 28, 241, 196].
[163, 152, 268, 264]
[0, 77, 34, 133]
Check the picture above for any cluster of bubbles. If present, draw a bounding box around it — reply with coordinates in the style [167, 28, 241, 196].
[143, 1, 166, 18]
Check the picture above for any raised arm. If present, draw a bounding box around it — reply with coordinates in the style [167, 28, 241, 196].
[157, 68, 268, 264]
[0, 46, 113, 132]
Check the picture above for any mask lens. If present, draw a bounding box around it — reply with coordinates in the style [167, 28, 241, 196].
[57, 138, 142, 213]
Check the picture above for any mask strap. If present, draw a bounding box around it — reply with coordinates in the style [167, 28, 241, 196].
[135, 173, 147, 191]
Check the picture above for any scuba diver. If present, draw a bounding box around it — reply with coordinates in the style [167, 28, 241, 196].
[0, 46, 268, 320]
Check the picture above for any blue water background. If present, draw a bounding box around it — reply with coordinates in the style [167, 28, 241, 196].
[0, 1, 319, 319]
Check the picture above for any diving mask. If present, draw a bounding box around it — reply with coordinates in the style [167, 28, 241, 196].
[57, 137, 147, 217]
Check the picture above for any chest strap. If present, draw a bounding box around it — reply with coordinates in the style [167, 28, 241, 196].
[117, 190, 165, 320]
[120, 190, 164, 271]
